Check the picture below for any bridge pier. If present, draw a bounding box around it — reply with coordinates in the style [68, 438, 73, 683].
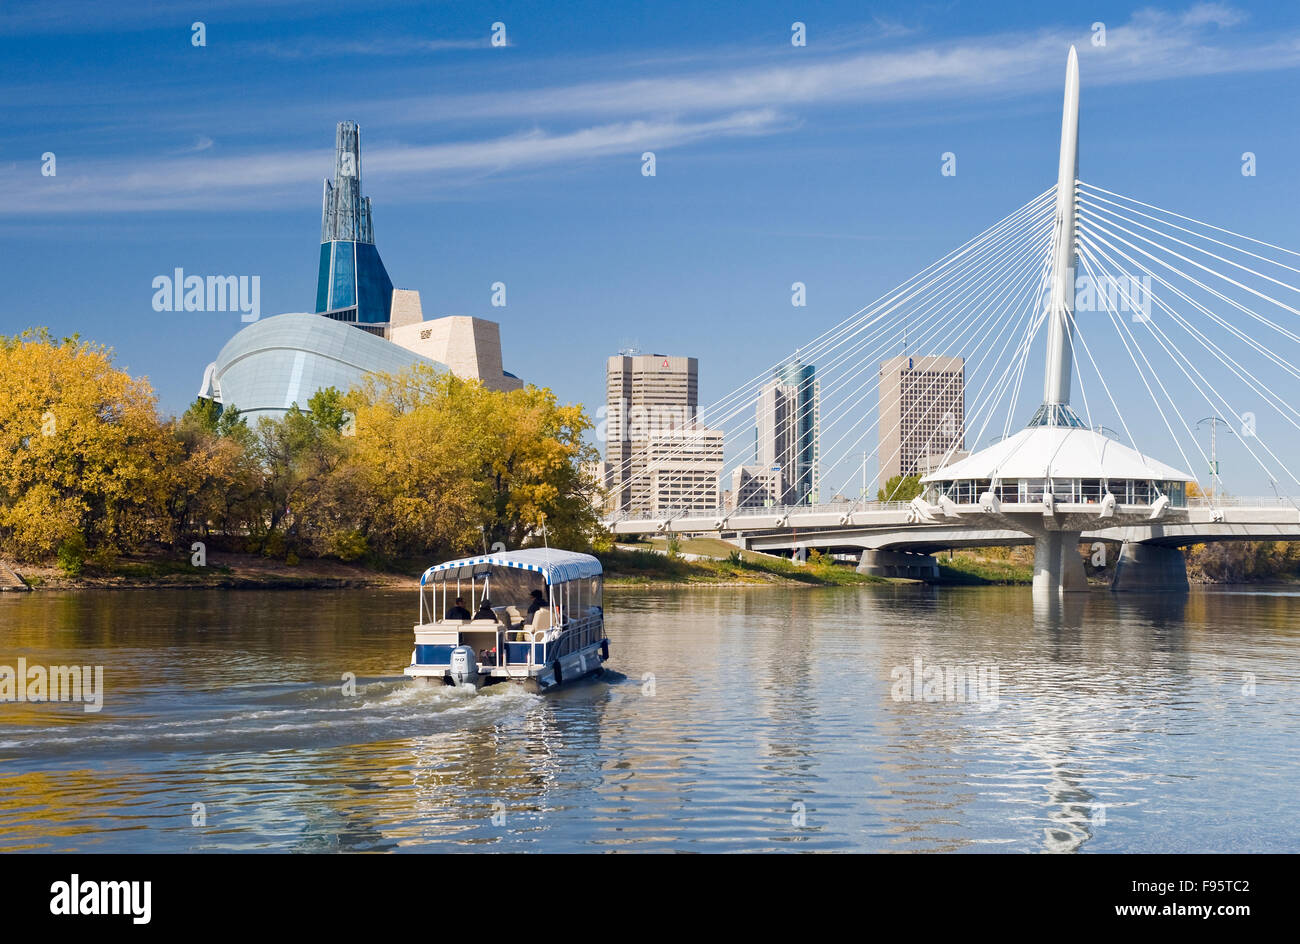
[857, 549, 939, 581]
[1111, 541, 1189, 593]
[1032, 531, 1089, 594]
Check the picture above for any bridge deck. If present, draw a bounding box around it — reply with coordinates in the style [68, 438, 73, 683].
[605, 500, 1300, 554]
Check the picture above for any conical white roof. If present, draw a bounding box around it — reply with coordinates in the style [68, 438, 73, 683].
[921, 425, 1193, 483]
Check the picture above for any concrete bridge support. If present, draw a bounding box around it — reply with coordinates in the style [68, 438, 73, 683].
[1033, 531, 1089, 594]
[1111, 541, 1189, 593]
[857, 549, 939, 581]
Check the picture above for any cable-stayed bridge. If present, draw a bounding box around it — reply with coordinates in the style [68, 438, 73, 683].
[601, 47, 1300, 594]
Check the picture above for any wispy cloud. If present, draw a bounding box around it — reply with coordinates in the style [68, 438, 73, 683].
[245, 35, 489, 60]
[0, 111, 786, 213]
[3, 4, 1296, 215]
[372, 3, 1298, 123]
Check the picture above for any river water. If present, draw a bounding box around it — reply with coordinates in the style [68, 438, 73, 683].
[0, 586, 1297, 853]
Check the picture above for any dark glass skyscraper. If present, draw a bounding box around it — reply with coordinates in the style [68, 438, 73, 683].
[315, 121, 393, 330]
[756, 360, 819, 505]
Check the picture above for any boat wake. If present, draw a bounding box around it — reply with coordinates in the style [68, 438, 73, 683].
[0, 676, 544, 764]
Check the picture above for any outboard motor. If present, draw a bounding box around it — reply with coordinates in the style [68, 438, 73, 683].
[449, 645, 478, 687]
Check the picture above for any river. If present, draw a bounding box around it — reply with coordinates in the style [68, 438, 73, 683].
[1, 585, 1297, 852]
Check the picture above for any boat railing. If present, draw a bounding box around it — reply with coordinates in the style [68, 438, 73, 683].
[503, 612, 604, 666]
[549, 613, 604, 661]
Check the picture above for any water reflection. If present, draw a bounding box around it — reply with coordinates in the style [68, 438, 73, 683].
[1031, 591, 1086, 631]
[0, 586, 1297, 852]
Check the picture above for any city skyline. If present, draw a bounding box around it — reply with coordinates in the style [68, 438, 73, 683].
[6, 2, 1300, 494]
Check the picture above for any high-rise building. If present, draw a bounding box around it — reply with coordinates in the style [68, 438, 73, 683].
[316, 121, 394, 332]
[877, 355, 965, 486]
[606, 353, 718, 514]
[644, 426, 724, 515]
[754, 360, 820, 505]
[729, 464, 783, 509]
[580, 460, 615, 515]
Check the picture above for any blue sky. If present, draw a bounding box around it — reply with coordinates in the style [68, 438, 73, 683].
[5, 0, 1300, 495]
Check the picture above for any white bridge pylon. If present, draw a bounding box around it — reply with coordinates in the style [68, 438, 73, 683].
[603, 47, 1300, 594]
[1044, 45, 1081, 412]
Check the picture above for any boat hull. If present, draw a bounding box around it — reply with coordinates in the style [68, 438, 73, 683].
[404, 640, 608, 693]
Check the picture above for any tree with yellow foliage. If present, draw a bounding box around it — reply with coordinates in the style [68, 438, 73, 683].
[339, 365, 604, 559]
[0, 329, 179, 562]
[1, 330, 607, 570]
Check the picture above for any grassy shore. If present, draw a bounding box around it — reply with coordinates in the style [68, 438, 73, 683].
[936, 552, 1035, 585]
[600, 538, 886, 587]
[603, 539, 1044, 587]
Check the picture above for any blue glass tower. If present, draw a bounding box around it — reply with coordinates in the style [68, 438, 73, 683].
[775, 360, 820, 505]
[315, 121, 393, 331]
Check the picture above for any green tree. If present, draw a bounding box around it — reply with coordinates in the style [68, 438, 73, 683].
[877, 474, 923, 503]
[307, 386, 348, 434]
[216, 405, 251, 442]
[250, 405, 345, 551]
[182, 396, 222, 433]
[164, 412, 261, 546]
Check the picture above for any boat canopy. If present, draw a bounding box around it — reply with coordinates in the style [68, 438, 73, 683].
[421, 549, 603, 586]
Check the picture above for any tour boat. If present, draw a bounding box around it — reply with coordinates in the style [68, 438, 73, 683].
[403, 548, 609, 692]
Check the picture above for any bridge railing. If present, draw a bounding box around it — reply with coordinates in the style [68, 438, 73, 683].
[604, 499, 916, 526]
[1187, 496, 1300, 508]
[603, 496, 1300, 528]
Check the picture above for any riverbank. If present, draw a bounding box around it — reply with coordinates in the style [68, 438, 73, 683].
[1, 542, 889, 591]
[16, 542, 1284, 591]
[1, 543, 1022, 591]
[2, 552, 415, 591]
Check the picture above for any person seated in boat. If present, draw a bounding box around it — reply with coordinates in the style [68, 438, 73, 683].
[445, 597, 471, 621]
[473, 598, 497, 621]
[526, 589, 548, 621]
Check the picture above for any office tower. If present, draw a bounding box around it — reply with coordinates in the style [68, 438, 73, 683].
[580, 460, 615, 515]
[877, 355, 965, 485]
[644, 426, 724, 515]
[316, 121, 394, 332]
[755, 360, 820, 505]
[605, 353, 706, 513]
[729, 464, 783, 509]
[605, 353, 698, 512]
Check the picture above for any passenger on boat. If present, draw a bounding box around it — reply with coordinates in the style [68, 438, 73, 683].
[445, 597, 471, 621]
[527, 589, 548, 619]
[474, 598, 496, 621]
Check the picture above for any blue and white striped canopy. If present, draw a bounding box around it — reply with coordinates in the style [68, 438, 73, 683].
[421, 548, 603, 586]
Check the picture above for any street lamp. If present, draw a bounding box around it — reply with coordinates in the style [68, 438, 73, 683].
[1196, 416, 1232, 500]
